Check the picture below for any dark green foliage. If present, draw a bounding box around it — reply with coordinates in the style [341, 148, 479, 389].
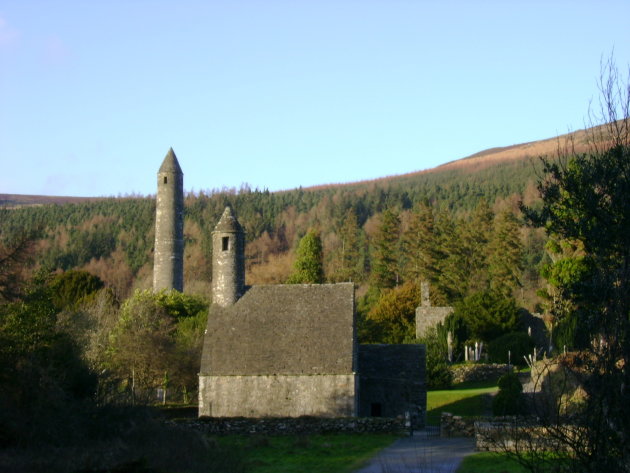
[0, 272, 97, 446]
[331, 208, 365, 282]
[401, 201, 441, 286]
[443, 311, 470, 362]
[286, 229, 324, 284]
[154, 289, 208, 319]
[488, 210, 524, 296]
[492, 371, 525, 416]
[454, 291, 520, 343]
[371, 209, 401, 289]
[427, 358, 453, 390]
[357, 285, 384, 343]
[419, 324, 453, 390]
[487, 332, 534, 367]
[551, 311, 590, 353]
[49, 269, 104, 309]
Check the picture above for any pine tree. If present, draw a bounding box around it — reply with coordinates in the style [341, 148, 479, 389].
[435, 212, 467, 303]
[286, 229, 324, 284]
[461, 200, 494, 292]
[487, 210, 523, 296]
[334, 209, 363, 282]
[370, 209, 401, 289]
[401, 202, 441, 287]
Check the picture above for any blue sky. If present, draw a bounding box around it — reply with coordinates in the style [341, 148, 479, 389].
[1, 1, 628, 197]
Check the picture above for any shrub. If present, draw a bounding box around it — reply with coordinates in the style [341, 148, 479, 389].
[492, 371, 525, 416]
[454, 291, 520, 343]
[427, 360, 453, 390]
[487, 332, 535, 367]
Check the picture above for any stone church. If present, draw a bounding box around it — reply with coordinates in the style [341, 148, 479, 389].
[153, 149, 426, 424]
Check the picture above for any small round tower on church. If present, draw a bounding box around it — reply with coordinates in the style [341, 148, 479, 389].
[153, 148, 184, 292]
[212, 206, 245, 306]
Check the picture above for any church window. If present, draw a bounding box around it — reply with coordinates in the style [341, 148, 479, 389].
[163, 176, 168, 184]
[222, 236, 229, 251]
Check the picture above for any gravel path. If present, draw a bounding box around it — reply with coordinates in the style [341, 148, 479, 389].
[355, 428, 476, 473]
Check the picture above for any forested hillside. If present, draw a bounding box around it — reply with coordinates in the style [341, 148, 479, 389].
[0, 127, 572, 311]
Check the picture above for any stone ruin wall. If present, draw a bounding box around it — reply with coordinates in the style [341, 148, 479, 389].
[415, 306, 454, 338]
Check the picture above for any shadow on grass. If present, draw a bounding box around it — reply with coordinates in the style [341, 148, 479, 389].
[453, 378, 501, 390]
[426, 393, 493, 426]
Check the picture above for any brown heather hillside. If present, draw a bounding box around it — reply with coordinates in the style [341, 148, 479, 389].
[300, 126, 599, 193]
[0, 194, 106, 208]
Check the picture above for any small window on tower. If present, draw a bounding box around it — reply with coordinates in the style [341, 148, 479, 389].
[163, 176, 168, 184]
[222, 236, 229, 251]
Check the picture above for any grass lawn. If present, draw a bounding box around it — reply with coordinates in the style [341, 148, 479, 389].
[457, 452, 531, 473]
[217, 433, 399, 473]
[457, 452, 564, 473]
[427, 379, 499, 426]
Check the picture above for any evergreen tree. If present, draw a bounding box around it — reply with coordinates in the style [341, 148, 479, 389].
[286, 229, 324, 284]
[487, 210, 524, 296]
[435, 212, 467, 303]
[401, 202, 441, 287]
[370, 209, 401, 289]
[454, 290, 520, 343]
[333, 209, 363, 282]
[461, 200, 494, 292]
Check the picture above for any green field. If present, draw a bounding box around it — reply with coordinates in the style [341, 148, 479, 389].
[426, 379, 499, 425]
[216, 433, 399, 473]
[457, 452, 531, 473]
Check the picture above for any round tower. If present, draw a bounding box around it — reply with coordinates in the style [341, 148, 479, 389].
[212, 206, 245, 306]
[153, 147, 184, 292]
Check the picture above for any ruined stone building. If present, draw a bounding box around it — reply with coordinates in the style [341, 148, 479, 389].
[151, 151, 426, 423]
[415, 281, 453, 338]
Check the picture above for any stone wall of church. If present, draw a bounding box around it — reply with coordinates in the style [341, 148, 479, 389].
[415, 306, 454, 338]
[198, 374, 357, 418]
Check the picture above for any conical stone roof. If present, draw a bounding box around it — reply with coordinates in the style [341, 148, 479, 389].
[158, 147, 183, 174]
[214, 206, 243, 233]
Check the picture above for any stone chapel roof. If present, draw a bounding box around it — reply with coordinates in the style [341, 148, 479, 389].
[158, 147, 183, 174]
[200, 283, 355, 376]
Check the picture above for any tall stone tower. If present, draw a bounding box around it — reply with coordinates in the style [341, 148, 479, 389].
[212, 206, 245, 306]
[153, 148, 184, 292]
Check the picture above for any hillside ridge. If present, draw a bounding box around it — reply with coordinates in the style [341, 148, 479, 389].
[1, 125, 592, 206]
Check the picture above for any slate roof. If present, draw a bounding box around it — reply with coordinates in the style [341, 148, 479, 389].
[200, 283, 356, 376]
[158, 148, 183, 174]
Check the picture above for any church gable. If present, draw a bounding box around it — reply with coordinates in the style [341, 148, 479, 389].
[201, 283, 355, 376]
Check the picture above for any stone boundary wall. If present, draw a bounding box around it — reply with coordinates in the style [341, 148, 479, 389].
[440, 412, 478, 437]
[176, 416, 407, 436]
[451, 363, 509, 384]
[474, 420, 568, 452]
